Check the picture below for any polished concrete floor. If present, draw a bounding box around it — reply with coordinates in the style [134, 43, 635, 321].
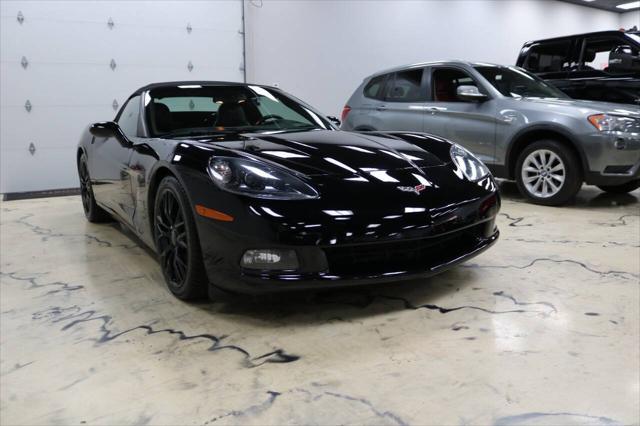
[1, 183, 638, 426]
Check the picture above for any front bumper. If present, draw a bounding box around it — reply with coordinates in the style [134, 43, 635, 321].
[196, 204, 499, 295]
[581, 130, 640, 186]
[225, 226, 499, 294]
[180, 162, 501, 295]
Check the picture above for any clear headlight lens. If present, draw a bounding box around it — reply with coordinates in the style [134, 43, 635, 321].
[208, 156, 318, 200]
[450, 144, 490, 182]
[588, 114, 639, 133]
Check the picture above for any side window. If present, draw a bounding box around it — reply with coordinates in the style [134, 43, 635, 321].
[524, 41, 571, 73]
[363, 74, 388, 100]
[581, 37, 638, 72]
[117, 96, 141, 137]
[252, 96, 309, 123]
[384, 69, 425, 102]
[432, 68, 476, 102]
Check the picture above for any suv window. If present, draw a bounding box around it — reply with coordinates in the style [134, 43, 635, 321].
[384, 69, 425, 102]
[363, 74, 388, 100]
[117, 96, 140, 137]
[524, 41, 572, 73]
[581, 36, 639, 72]
[432, 68, 477, 102]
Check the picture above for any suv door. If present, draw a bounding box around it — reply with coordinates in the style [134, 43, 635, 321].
[520, 39, 574, 81]
[422, 66, 497, 164]
[369, 68, 427, 132]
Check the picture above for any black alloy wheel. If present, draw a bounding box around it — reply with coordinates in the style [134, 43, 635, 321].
[78, 154, 110, 222]
[153, 176, 207, 299]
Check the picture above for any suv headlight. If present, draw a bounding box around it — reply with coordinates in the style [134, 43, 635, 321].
[450, 144, 490, 182]
[588, 114, 639, 133]
[208, 156, 318, 200]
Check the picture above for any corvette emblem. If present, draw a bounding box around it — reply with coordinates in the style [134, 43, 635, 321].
[397, 184, 426, 195]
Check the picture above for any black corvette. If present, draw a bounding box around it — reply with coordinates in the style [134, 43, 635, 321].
[77, 81, 500, 299]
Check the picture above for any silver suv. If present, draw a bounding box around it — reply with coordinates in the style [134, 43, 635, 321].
[341, 61, 640, 205]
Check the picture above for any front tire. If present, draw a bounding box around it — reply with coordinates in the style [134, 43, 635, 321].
[597, 180, 640, 194]
[515, 140, 582, 206]
[153, 176, 207, 300]
[78, 153, 111, 222]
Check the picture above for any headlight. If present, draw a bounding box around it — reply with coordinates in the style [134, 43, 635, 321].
[450, 144, 490, 182]
[588, 114, 639, 133]
[207, 156, 318, 200]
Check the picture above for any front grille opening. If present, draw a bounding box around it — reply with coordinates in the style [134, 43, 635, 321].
[323, 224, 486, 276]
[603, 165, 633, 174]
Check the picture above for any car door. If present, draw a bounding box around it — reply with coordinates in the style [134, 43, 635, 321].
[369, 68, 427, 132]
[422, 66, 497, 165]
[89, 95, 140, 224]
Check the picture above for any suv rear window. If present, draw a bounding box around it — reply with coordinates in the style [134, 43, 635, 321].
[524, 40, 572, 73]
[363, 74, 387, 100]
[384, 69, 425, 102]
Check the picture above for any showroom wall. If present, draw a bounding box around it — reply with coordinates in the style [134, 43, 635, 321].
[0, 0, 244, 194]
[244, 0, 626, 117]
[620, 10, 640, 29]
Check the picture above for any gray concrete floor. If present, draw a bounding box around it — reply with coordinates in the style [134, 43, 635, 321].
[1, 183, 639, 426]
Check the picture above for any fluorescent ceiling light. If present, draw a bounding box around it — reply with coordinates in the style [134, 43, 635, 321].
[582, 0, 595, 2]
[617, 1, 640, 9]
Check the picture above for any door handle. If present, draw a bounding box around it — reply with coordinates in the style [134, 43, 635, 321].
[426, 106, 447, 112]
[376, 105, 387, 111]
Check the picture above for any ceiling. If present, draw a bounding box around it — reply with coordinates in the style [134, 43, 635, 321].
[560, 0, 640, 12]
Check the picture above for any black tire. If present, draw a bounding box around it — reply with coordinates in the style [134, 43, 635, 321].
[515, 140, 582, 206]
[78, 153, 111, 222]
[153, 176, 207, 300]
[597, 180, 640, 194]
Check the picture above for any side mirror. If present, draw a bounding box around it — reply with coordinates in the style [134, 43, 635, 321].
[90, 121, 120, 138]
[327, 116, 341, 126]
[456, 85, 488, 102]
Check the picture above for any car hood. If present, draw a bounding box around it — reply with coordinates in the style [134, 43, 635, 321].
[510, 97, 640, 117]
[204, 129, 449, 177]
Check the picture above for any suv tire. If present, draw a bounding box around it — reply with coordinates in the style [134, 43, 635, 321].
[515, 140, 582, 206]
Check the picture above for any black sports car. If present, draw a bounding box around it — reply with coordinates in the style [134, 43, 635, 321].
[78, 81, 500, 299]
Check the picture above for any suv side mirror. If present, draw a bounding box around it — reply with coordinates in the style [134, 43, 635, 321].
[90, 121, 121, 138]
[456, 85, 488, 102]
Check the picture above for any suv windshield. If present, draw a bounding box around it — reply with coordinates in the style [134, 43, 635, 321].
[146, 84, 332, 138]
[474, 66, 568, 99]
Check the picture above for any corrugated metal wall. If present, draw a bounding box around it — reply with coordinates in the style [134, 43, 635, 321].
[0, 0, 244, 194]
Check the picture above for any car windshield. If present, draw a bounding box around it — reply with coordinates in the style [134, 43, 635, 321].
[474, 65, 568, 99]
[145, 84, 332, 138]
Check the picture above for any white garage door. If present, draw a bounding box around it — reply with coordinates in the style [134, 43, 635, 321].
[0, 0, 244, 194]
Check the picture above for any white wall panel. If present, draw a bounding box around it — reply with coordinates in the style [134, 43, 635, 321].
[0, 0, 244, 193]
[620, 10, 639, 29]
[245, 0, 622, 117]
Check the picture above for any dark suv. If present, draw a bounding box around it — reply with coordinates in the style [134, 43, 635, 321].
[516, 30, 640, 105]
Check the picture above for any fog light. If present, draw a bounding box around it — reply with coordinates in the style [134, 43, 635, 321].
[240, 249, 299, 270]
[614, 138, 627, 150]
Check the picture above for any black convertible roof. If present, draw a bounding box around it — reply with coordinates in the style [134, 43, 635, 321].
[523, 30, 639, 46]
[133, 81, 252, 95]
